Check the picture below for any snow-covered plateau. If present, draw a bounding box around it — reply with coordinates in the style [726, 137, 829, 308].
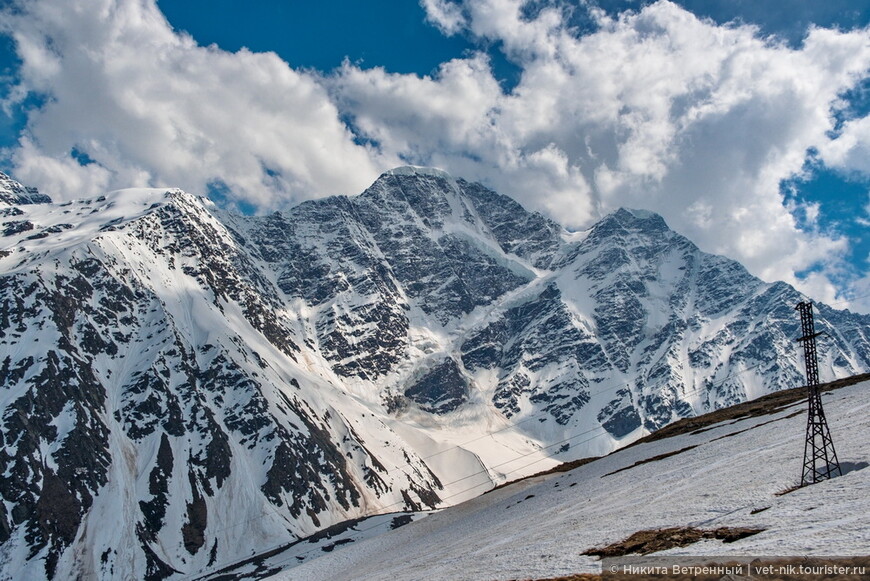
[0, 168, 868, 580]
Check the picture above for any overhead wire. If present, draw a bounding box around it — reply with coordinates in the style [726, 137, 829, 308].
[205, 360, 771, 578]
[183, 359, 769, 579]
[820, 288, 870, 310]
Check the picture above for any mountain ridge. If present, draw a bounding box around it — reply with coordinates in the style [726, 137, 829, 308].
[0, 168, 868, 579]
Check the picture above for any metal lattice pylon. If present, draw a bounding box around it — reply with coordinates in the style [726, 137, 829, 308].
[795, 301, 841, 485]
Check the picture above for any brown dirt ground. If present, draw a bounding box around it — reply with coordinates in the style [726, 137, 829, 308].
[582, 526, 765, 558]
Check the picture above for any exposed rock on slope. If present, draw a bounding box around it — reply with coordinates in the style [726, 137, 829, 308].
[0, 168, 868, 579]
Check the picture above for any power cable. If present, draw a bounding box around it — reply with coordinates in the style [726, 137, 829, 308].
[184, 360, 767, 579]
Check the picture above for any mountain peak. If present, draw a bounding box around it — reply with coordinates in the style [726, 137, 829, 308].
[596, 207, 670, 234]
[0, 171, 52, 205]
[618, 207, 659, 220]
[358, 165, 460, 221]
[384, 165, 453, 180]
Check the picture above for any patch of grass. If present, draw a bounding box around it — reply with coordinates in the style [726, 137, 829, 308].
[709, 409, 804, 442]
[583, 526, 765, 557]
[775, 484, 802, 496]
[602, 445, 697, 477]
[485, 456, 601, 494]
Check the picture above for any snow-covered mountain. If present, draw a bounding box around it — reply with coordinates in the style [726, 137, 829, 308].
[0, 167, 868, 579]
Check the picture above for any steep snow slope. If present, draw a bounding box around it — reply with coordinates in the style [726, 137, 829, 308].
[0, 183, 453, 580]
[279, 376, 870, 581]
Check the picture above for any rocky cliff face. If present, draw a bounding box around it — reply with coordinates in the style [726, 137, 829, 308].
[1, 168, 868, 579]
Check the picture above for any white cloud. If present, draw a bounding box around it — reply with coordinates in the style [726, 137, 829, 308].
[331, 55, 502, 159]
[420, 0, 466, 35]
[821, 115, 870, 175]
[832, 266, 870, 314]
[851, 283, 870, 314]
[11, 136, 114, 198]
[0, 0, 383, 207]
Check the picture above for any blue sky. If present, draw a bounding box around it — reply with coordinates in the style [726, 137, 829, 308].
[152, 1, 870, 83]
[157, 1, 481, 76]
[1, 0, 870, 312]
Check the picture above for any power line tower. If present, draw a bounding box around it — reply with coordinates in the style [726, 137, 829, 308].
[795, 301, 841, 486]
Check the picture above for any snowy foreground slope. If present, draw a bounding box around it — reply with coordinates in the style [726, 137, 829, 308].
[277, 376, 870, 581]
[0, 167, 869, 580]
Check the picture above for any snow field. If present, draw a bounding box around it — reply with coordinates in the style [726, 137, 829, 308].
[277, 379, 870, 581]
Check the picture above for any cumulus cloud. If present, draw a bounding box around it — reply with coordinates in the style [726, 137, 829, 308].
[819, 114, 870, 175]
[848, 269, 870, 314]
[420, 0, 467, 35]
[0, 0, 384, 208]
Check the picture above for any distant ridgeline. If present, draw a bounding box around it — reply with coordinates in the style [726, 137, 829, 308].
[1, 167, 868, 579]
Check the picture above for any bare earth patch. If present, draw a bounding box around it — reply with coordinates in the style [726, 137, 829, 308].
[583, 526, 765, 557]
[602, 445, 698, 477]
